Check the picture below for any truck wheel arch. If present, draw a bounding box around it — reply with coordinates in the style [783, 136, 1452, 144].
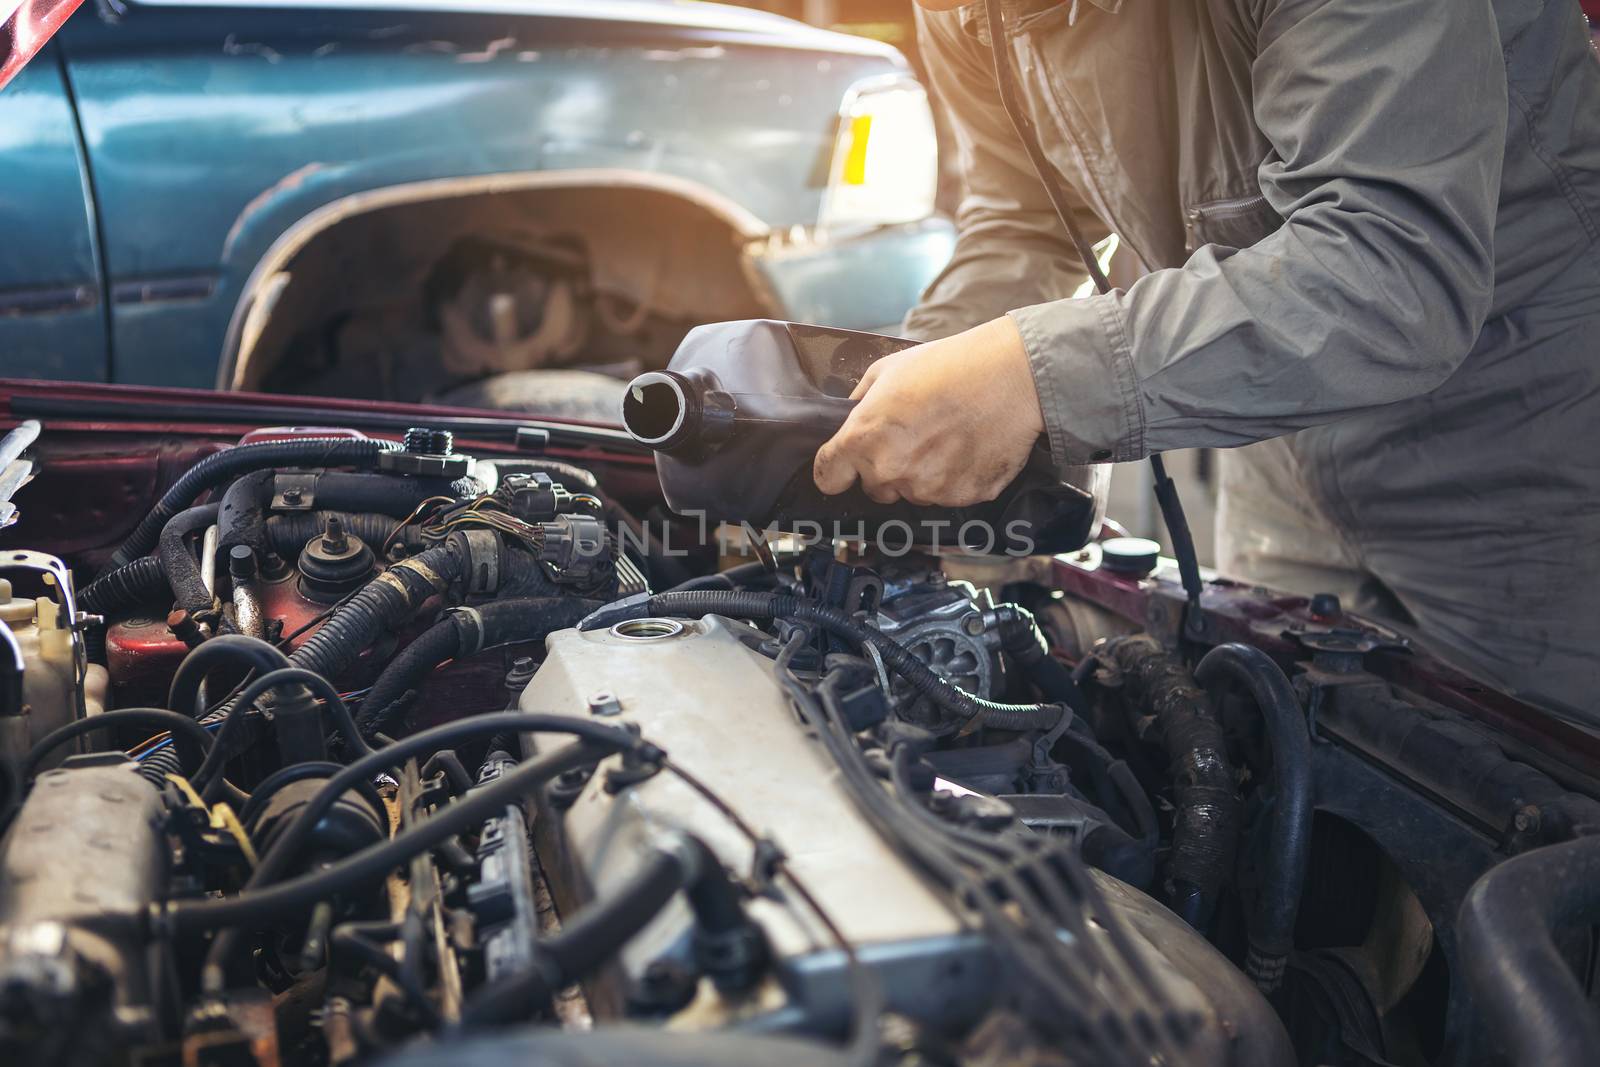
[218, 170, 782, 393]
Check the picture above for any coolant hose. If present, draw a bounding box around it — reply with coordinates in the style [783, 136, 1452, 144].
[289, 540, 468, 682]
[104, 437, 401, 573]
[582, 591, 1062, 731]
[661, 560, 783, 594]
[355, 620, 460, 733]
[1194, 643, 1313, 993]
[1105, 634, 1241, 929]
[158, 502, 221, 617]
[1458, 836, 1600, 1067]
[358, 597, 601, 735]
[79, 556, 169, 615]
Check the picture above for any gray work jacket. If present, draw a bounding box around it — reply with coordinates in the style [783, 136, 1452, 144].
[905, 0, 1600, 720]
[908, 0, 1600, 473]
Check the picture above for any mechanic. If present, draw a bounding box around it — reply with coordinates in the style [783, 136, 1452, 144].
[813, 0, 1600, 723]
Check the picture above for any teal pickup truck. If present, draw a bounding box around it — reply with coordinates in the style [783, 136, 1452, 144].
[1, 0, 952, 413]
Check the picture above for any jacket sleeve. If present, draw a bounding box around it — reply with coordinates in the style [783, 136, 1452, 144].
[1010, 0, 1505, 469]
[902, 5, 1108, 342]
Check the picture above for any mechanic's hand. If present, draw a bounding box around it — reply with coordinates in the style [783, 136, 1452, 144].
[813, 316, 1044, 507]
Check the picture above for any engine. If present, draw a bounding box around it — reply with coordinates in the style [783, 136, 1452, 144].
[0, 413, 1595, 1067]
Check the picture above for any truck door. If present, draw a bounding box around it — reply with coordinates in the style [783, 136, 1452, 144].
[0, 42, 108, 381]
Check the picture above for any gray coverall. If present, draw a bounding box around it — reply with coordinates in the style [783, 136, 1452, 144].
[903, 0, 1600, 725]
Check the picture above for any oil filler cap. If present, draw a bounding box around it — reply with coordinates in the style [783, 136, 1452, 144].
[1100, 537, 1162, 578]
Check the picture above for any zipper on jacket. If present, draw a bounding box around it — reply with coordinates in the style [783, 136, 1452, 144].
[1185, 193, 1269, 249]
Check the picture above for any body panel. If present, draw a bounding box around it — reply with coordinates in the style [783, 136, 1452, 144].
[11, 2, 947, 387]
[0, 45, 107, 380]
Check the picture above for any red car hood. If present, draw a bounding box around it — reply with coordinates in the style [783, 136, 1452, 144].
[0, 0, 84, 91]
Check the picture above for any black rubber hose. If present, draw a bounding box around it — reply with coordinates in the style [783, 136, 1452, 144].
[168, 634, 292, 720]
[289, 540, 467, 682]
[584, 591, 1061, 731]
[79, 556, 169, 615]
[175, 736, 617, 937]
[158, 502, 221, 616]
[104, 437, 401, 572]
[330, 921, 440, 1025]
[265, 512, 423, 556]
[183, 711, 649, 992]
[1458, 837, 1600, 1067]
[238, 760, 344, 826]
[459, 844, 691, 1027]
[357, 622, 458, 733]
[358, 597, 601, 735]
[306, 471, 464, 517]
[1194, 643, 1314, 993]
[225, 473, 459, 561]
[191, 666, 373, 801]
[1104, 634, 1241, 929]
[502, 548, 579, 600]
[23, 707, 214, 780]
[216, 470, 277, 562]
[509, 458, 599, 490]
[993, 604, 1089, 716]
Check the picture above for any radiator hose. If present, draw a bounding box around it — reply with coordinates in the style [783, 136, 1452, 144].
[1104, 634, 1241, 929]
[1194, 643, 1313, 994]
[1458, 836, 1600, 1067]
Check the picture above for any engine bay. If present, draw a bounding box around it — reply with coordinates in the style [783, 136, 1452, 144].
[0, 394, 1596, 1067]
